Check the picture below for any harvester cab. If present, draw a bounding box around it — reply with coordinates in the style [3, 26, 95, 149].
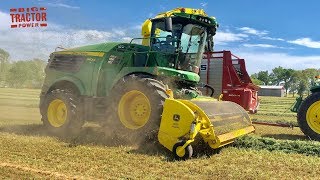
[141, 8, 217, 76]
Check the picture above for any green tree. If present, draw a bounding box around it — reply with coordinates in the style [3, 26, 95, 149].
[250, 74, 263, 85]
[6, 61, 29, 88]
[0, 48, 10, 86]
[271, 66, 294, 96]
[298, 79, 308, 97]
[302, 68, 320, 95]
[283, 69, 295, 96]
[289, 70, 305, 97]
[271, 66, 285, 85]
[6, 59, 46, 88]
[257, 70, 271, 85]
[29, 59, 46, 88]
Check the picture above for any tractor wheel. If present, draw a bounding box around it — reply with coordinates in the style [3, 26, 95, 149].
[108, 75, 169, 142]
[40, 89, 84, 136]
[297, 92, 320, 140]
[172, 141, 193, 160]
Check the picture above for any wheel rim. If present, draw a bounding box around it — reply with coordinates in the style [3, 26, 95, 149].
[118, 90, 151, 129]
[47, 99, 68, 128]
[306, 100, 320, 134]
[176, 146, 186, 157]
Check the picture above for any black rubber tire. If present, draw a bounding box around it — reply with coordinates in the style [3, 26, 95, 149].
[107, 74, 169, 143]
[172, 141, 193, 160]
[297, 92, 320, 140]
[40, 89, 84, 136]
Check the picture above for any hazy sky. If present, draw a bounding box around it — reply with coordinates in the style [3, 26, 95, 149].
[1, 0, 320, 73]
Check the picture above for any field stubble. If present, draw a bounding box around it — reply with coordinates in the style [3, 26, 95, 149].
[0, 88, 318, 179]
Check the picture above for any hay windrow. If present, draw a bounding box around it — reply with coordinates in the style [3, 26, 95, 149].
[234, 135, 320, 156]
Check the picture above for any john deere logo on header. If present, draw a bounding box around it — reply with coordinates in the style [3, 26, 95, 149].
[10, 7, 47, 28]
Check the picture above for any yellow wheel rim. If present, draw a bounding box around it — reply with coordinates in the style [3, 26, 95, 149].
[118, 90, 151, 129]
[306, 100, 320, 134]
[176, 146, 186, 157]
[47, 99, 68, 128]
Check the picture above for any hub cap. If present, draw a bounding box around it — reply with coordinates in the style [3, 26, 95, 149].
[306, 100, 320, 133]
[47, 99, 67, 127]
[176, 146, 186, 157]
[118, 90, 151, 129]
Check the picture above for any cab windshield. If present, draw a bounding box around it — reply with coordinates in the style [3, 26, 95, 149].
[150, 20, 207, 73]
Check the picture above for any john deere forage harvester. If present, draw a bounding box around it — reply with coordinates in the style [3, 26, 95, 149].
[40, 7, 255, 159]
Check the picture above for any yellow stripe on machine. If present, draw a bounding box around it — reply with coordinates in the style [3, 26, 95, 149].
[209, 125, 255, 149]
[54, 51, 105, 57]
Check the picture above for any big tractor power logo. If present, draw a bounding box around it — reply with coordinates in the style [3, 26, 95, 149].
[10, 7, 47, 28]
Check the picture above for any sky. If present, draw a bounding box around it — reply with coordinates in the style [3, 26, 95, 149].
[1, 0, 320, 74]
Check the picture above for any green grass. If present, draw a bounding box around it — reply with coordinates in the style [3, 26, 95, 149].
[1, 133, 320, 179]
[0, 88, 41, 126]
[234, 135, 320, 156]
[0, 88, 319, 179]
[251, 96, 298, 124]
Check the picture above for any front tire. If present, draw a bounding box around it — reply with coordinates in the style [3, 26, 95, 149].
[108, 75, 169, 142]
[297, 92, 320, 140]
[40, 89, 84, 136]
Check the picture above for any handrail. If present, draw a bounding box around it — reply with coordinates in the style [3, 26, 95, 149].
[55, 46, 67, 52]
[129, 36, 180, 44]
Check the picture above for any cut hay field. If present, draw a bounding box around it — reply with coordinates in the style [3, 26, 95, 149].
[0, 88, 319, 179]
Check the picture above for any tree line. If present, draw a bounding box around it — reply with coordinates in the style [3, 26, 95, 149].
[250, 67, 320, 97]
[0, 47, 319, 94]
[0, 48, 46, 88]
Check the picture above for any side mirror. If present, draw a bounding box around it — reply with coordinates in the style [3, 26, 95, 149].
[165, 17, 173, 32]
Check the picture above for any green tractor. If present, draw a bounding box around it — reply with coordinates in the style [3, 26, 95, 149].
[291, 76, 320, 140]
[40, 8, 254, 158]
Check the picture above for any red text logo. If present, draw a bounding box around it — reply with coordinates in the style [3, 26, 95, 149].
[10, 7, 47, 28]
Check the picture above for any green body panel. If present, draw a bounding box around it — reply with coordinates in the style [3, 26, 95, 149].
[53, 75, 85, 94]
[290, 96, 303, 113]
[42, 42, 200, 97]
[100, 67, 156, 96]
[156, 67, 200, 82]
[42, 55, 105, 96]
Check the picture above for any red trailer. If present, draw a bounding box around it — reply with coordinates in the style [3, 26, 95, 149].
[200, 51, 260, 113]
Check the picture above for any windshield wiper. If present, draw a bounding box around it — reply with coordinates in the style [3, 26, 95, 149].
[182, 28, 194, 68]
[185, 32, 193, 55]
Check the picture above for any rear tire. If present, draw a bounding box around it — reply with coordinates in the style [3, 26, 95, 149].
[40, 89, 84, 136]
[297, 92, 320, 140]
[107, 75, 169, 143]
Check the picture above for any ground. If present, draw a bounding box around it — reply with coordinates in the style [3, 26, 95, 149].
[0, 88, 319, 179]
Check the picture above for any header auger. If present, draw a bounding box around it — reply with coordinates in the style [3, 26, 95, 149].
[39, 7, 254, 159]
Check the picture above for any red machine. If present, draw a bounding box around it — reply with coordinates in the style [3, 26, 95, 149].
[200, 51, 259, 113]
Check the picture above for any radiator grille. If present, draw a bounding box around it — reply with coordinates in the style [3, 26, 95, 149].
[49, 55, 85, 72]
